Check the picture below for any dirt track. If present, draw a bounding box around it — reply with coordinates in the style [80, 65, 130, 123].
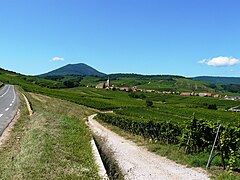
[88, 114, 209, 180]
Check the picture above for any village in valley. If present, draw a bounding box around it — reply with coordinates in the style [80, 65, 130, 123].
[88, 77, 240, 103]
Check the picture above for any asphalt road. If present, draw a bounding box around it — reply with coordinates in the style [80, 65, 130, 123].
[0, 85, 19, 136]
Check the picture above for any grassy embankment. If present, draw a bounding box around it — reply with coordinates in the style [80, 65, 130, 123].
[0, 81, 4, 89]
[0, 87, 100, 179]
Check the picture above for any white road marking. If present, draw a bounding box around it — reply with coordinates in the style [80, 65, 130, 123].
[0, 86, 10, 98]
[0, 86, 17, 120]
[12, 86, 16, 103]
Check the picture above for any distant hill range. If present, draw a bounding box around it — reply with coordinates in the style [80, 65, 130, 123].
[2, 64, 240, 93]
[193, 76, 240, 85]
[38, 63, 106, 77]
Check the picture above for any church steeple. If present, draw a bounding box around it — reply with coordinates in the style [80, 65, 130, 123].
[106, 76, 110, 87]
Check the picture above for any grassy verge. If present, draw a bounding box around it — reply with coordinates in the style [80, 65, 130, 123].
[0, 82, 4, 90]
[95, 117, 240, 180]
[0, 88, 100, 179]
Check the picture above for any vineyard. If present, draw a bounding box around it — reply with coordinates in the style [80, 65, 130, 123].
[97, 112, 240, 172]
[0, 70, 239, 175]
[114, 105, 240, 125]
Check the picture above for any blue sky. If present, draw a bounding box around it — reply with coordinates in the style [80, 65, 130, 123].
[0, 0, 240, 77]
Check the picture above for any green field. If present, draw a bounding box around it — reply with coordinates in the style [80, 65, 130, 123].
[0, 69, 239, 125]
[0, 68, 239, 176]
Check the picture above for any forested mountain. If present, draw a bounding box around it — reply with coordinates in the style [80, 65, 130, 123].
[38, 63, 106, 77]
[193, 76, 240, 85]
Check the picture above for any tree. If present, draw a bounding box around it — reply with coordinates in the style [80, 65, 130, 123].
[128, 92, 138, 98]
[63, 80, 79, 88]
[139, 93, 146, 99]
[208, 83, 217, 89]
[146, 100, 153, 107]
[207, 104, 217, 110]
[129, 92, 146, 99]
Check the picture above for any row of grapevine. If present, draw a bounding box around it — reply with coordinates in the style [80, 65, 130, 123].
[114, 106, 240, 126]
[97, 113, 181, 144]
[97, 113, 240, 170]
[179, 115, 219, 153]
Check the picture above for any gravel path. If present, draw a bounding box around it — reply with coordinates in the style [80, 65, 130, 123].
[88, 114, 209, 180]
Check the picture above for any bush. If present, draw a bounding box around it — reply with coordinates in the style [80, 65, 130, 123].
[146, 100, 153, 107]
[208, 104, 217, 110]
[128, 92, 146, 99]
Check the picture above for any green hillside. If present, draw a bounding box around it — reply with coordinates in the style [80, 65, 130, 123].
[1, 67, 239, 97]
[193, 76, 240, 85]
[34, 62, 240, 94]
[80, 74, 216, 93]
[0, 68, 65, 89]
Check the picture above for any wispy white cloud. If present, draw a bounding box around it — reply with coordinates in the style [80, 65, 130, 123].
[198, 56, 239, 67]
[198, 59, 207, 64]
[50, 57, 64, 61]
[229, 69, 240, 73]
